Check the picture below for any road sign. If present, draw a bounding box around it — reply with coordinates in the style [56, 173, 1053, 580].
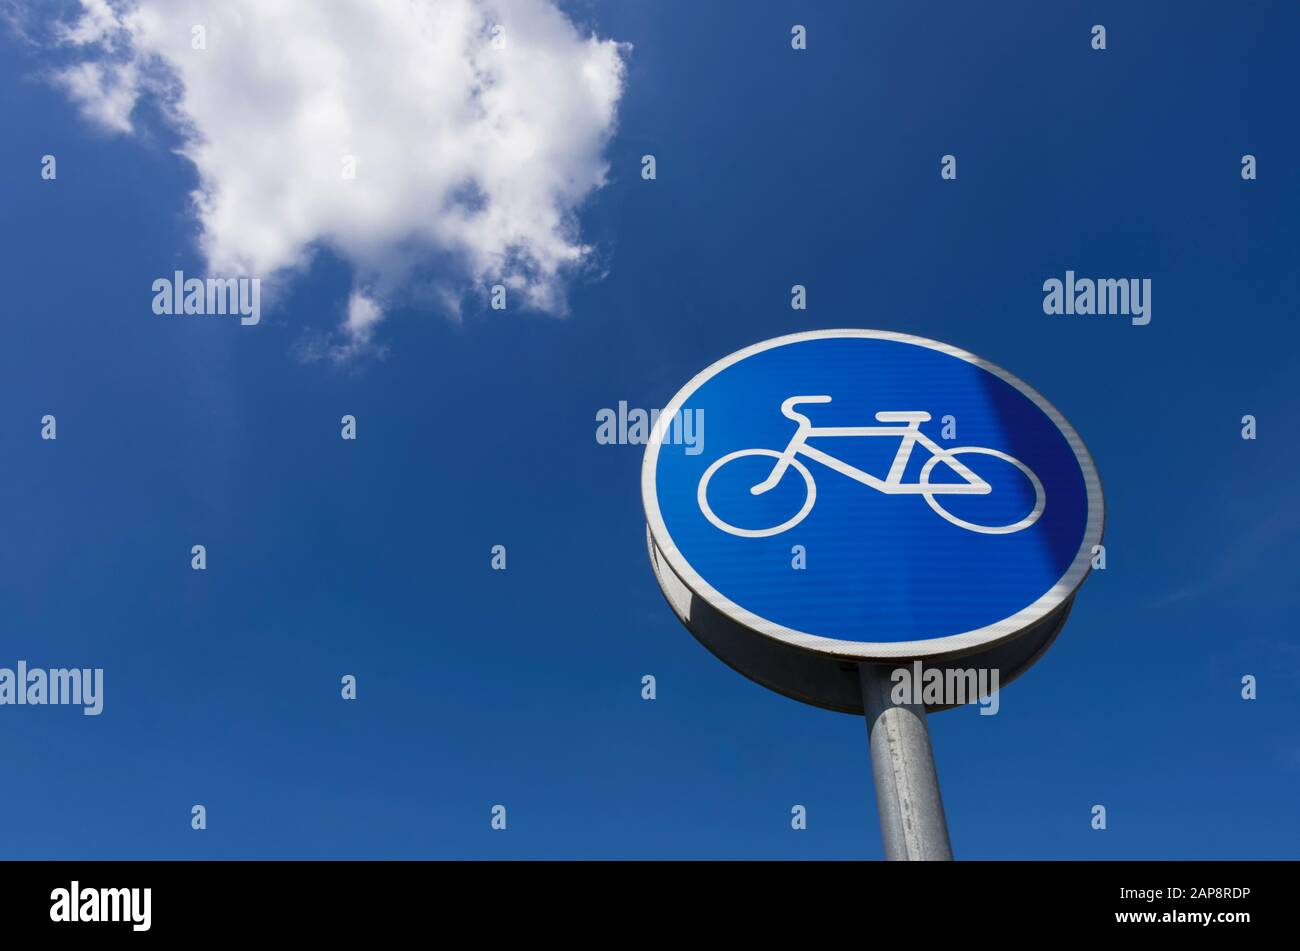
[642, 329, 1104, 713]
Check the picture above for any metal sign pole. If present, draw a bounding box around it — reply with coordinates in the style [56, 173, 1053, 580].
[859, 663, 953, 861]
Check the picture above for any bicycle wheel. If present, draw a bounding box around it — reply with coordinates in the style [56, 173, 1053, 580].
[697, 449, 817, 538]
[919, 447, 1045, 535]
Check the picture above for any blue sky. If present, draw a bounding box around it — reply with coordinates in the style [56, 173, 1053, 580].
[1, 0, 1298, 859]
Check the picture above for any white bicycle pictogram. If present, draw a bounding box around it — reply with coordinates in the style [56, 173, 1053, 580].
[697, 396, 1046, 537]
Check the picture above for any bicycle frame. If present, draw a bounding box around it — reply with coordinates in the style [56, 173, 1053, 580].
[750, 396, 991, 497]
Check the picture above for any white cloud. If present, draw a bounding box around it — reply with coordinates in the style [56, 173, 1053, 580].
[345, 291, 384, 341]
[44, 0, 628, 351]
[290, 289, 387, 366]
[52, 59, 139, 132]
[57, 0, 125, 47]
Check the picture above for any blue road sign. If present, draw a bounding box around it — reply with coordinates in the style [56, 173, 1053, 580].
[643, 330, 1104, 676]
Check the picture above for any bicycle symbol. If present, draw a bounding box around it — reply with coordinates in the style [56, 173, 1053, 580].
[697, 396, 1046, 537]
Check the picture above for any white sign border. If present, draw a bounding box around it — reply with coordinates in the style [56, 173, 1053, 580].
[641, 328, 1106, 660]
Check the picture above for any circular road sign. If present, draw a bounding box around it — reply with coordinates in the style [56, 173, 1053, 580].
[642, 329, 1104, 713]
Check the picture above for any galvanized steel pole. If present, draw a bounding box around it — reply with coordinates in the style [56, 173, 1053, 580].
[859, 663, 953, 861]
